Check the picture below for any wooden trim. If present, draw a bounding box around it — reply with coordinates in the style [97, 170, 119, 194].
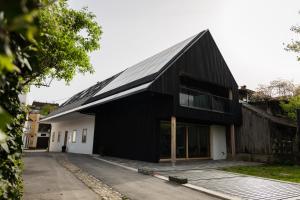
[185, 127, 188, 159]
[171, 116, 176, 164]
[230, 124, 236, 157]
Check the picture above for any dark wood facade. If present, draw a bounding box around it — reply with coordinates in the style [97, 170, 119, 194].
[236, 104, 297, 163]
[90, 31, 240, 162]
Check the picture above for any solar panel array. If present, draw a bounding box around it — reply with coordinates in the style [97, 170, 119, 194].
[93, 34, 198, 97]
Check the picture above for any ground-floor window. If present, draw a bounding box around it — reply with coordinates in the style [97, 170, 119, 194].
[72, 130, 77, 143]
[159, 121, 210, 159]
[82, 128, 87, 143]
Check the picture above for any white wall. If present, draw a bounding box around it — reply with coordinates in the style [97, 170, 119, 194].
[49, 114, 95, 154]
[210, 125, 227, 160]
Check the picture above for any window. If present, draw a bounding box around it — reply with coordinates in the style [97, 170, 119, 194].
[72, 130, 77, 143]
[57, 132, 61, 143]
[51, 132, 55, 142]
[179, 87, 229, 112]
[82, 129, 87, 143]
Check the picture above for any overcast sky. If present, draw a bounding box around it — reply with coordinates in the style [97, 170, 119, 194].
[29, 0, 300, 104]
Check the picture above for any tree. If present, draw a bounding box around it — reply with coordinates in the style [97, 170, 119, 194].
[286, 20, 300, 61]
[0, 0, 101, 199]
[40, 104, 57, 116]
[250, 79, 296, 101]
[280, 95, 300, 121]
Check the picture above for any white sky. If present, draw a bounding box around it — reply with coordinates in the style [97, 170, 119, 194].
[29, 0, 300, 104]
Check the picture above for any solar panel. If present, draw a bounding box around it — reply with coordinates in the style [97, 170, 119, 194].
[93, 34, 198, 97]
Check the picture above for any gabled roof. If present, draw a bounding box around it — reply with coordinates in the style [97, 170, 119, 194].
[42, 30, 212, 121]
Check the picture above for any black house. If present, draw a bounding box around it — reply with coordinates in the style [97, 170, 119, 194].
[44, 30, 240, 163]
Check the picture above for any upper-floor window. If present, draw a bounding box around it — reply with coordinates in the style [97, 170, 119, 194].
[82, 129, 87, 143]
[179, 87, 230, 113]
[72, 130, 77, 143]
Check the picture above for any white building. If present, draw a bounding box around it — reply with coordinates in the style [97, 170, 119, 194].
[48, 113, 95, 154]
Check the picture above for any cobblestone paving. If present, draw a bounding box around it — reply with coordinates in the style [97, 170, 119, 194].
[58, 156, 129, 200]
[160, 169, 300, 200]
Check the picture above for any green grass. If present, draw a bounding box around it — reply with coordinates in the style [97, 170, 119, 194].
[223, 165, 300, 183]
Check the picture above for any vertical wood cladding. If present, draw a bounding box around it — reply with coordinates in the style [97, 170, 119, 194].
[236, 106, 297, 156]
[93, 92, 173, 162]
[236, 106, 271, 154]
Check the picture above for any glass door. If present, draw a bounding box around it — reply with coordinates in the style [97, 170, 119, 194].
[176, 125, 186, 158]
[160, 122, 171, 159]
[188, 126, 210, 158]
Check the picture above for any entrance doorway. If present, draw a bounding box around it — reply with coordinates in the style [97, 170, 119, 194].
[64, 131, 68, 146]
[160, 122, 210, 160]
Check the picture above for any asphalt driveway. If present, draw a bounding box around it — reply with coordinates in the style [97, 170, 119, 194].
[23, 152, 99, 200]
[23, 152, 218, 200]
[65, 153, 219, 200]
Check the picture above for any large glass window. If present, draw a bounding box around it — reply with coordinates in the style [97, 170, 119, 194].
[179, 87, 229, 112]
[159, 121, 210, 159]
[160, 122, 171, 159]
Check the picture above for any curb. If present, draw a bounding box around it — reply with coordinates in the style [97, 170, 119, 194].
[92, 156, 138, 172]
[92, 156, 240, 200]
[183, 183, 241, 200]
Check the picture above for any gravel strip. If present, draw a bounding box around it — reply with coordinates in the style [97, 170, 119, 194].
[57, 157, 129, 200]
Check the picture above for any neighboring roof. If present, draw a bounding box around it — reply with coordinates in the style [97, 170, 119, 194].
[43, 30, 208, 121]
[32, 101, 59, 108]
[242, 103, 297, 127]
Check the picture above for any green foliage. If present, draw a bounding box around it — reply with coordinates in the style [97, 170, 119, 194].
[280, 96, 300, 120]
[0, 0, 101, 199]
[40, 104, 57, 116]
[28, 0, 101, 85]
[223, 165, 300, 183]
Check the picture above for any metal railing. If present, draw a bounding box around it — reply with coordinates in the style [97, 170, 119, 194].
[179, 88, 231, 113]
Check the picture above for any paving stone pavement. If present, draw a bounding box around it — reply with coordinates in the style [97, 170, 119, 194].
[96, 156, 260, 172]
[159, 169, 300, 200]
[96, 156, 300, 200]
